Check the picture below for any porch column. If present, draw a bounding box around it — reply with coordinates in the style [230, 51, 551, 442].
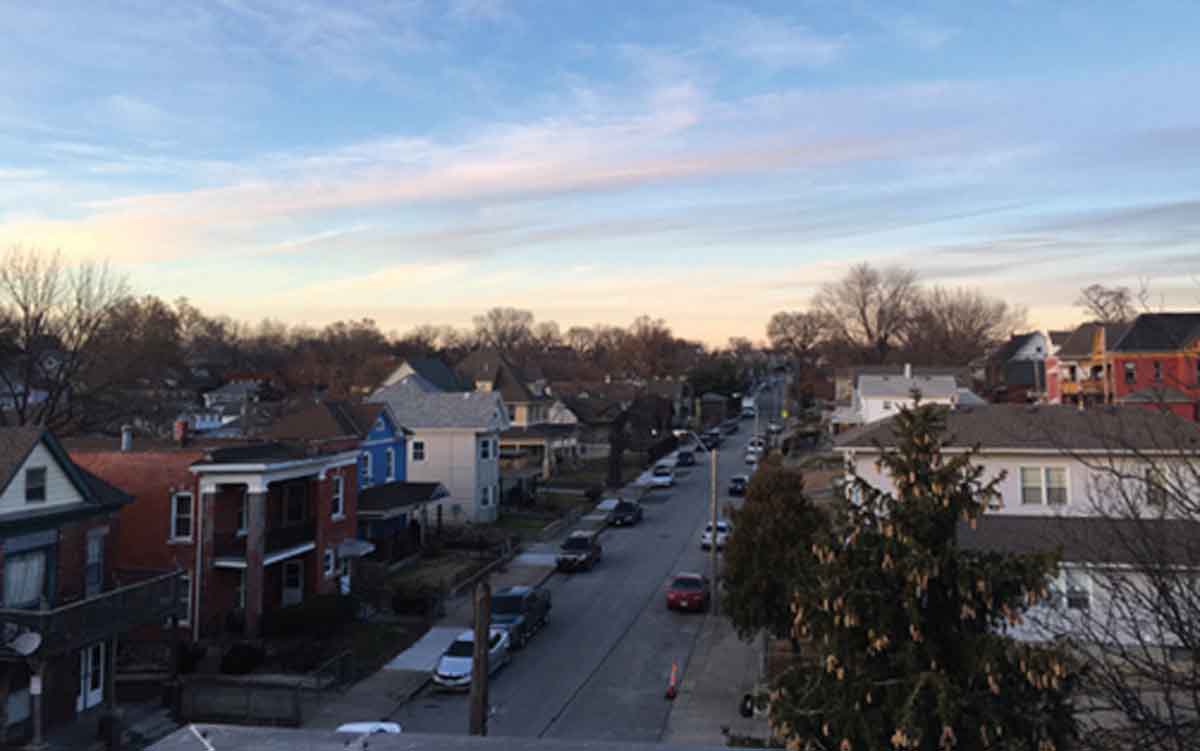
[243, 487, 268, 638]
[26, 659, 45, 750]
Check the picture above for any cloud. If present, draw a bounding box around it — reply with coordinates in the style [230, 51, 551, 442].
[858, 7, 959, 50]
[447, 0, 515, 24]
[707, 8, 846, 69]
[96, 94, 173, 133]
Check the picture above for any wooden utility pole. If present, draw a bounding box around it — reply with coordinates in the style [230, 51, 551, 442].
[469, 579, 491, 736]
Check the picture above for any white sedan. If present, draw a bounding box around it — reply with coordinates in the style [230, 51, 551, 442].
[648, 464, 675, 488]
[432, 628, 511, 690]
[700, 520, 733, 550]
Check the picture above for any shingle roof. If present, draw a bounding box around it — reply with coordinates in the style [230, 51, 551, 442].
[1111, 313, 1200, 352]
[1047, 329, 1074, 349]
[359, 481, 449, 513]
[0, 426, 46, 496]
[957, 515, 1200, 567]
[457, 349, 539, 403]
[193, 442, 314, 465]
[1056, 322, 1132, 359]
[501, 424, 579, 440]
[1117, 386, 1196, 404]
[988, 332, 1039, 364]
[267, 401, 390, 441]
[835, 403, 1200, 453]
[858, 374, 959, 399]
[0, 427, 132, 511]
[370, 378, 506, 430]
[404, 357, 467, 392]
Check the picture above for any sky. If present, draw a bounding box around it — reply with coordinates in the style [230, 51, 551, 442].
[1, 1, 1198, 345]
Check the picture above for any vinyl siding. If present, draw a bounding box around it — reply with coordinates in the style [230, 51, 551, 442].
[0, 441, 85, 514]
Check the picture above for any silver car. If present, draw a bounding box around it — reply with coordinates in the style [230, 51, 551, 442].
[432, 628, 511, 690]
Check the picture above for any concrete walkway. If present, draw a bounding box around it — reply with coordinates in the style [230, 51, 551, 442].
[663, 615, 771, 745]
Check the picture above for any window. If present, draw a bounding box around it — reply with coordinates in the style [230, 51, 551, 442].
[331, 474, 345, 518]
[1067, 365, 1078, 382]
[85, 530, 105, 597]
[283, 485, 306, 525]
[1153, 361, 1163, 382]
[178, 572, 192, 625]
[480, 439, 491, 460]
[1053, 570, 1090, 611]
[480, 485, 491, 507]
[507, 405, 516, 422]
[24, 467, 46, 503]
[323, 547, 336, 577]
[1124, 361, 1136, 385]
[386, 448, 396, 481]
[1045, 468, 1068, 506]
[3, 550, 46, 607]
[882, 400, 893, 411]
[361, 452, 373, 485]
[1020, 467, 1043, 505]
[1146, 468, 1168, 508]
[236, 494, 247, 536]
[171, 492, 194, 540]
[412, 441, 426, 462]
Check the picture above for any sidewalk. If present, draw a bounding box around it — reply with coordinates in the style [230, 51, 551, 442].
[663, 615, 771, 745]
[303, 557, 555, 729]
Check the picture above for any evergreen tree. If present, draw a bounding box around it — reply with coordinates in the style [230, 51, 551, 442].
[770, 403, 1078, 751]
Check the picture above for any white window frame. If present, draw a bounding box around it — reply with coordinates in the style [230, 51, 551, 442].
[331, 474, 345, 519]
[178, 572, 192, 626]
[1019, 467, 1044, 505]
[386, 448, 396, 481]
[412, 441, 426, 462]
[1019, 466, 1069, 506]
[361, 451, 373, 485]
[1053, 569, 1091, 611]
[323, 547, 336, 578]
[480, 439, 491, 460]
[24, 467, 47, 503]
[480, 485, 492, 507]
[170, 492, 194, 541]
[236, 493, 247, 537]
[1145, 467, 1169, 509]
[1045, 467, 1068, 506]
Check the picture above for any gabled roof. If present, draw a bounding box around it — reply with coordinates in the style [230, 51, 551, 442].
[1110, 313, 1200, 352]
[0, 426, 132, 512]
[359, 481, 449, 514]
[457, 349, 539, 403]
[267, 401, 403, 442]
[988, 332, 1040, 364]
[370, 378, 507, 430]
[957, 515, 1200, 567]
[402, 357, 467, 392]
[1047, 329, 1074, 349]
[835, 403, 1200, 453]
[858, 374, 958, 400]
[1056, 322, 1132, 360]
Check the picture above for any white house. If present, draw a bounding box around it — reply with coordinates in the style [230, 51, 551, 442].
[370, 377, 508, 525]
[832, 366, 968, 430]
[835, 404, 1200, 646]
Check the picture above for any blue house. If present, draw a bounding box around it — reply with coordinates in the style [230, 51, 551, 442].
[358, 405, 408, 489]
[267, 400, 410, 491]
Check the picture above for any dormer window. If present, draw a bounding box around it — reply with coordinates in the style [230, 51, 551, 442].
[25, 467, 46, 503]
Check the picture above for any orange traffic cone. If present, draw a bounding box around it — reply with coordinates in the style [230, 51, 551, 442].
[665, 661, 679, 700]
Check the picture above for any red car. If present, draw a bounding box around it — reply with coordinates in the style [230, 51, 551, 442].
[666, 573, 710, 611]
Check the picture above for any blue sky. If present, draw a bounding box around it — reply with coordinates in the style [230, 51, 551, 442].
[1, 1, 1198, 343]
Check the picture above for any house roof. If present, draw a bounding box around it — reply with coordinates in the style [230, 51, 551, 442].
[457, 349, 539, 403]
[858, 374, 958, 400]
[267, 401, 400, 442]
[370, 378, 507, 430]
[1110, 313, 1200, 352]
[1047, 329, 1074, 349]
[501, 424, 579, 441]
[192, 441, 316, 466]
[359, 481, 449, 514]
[835, 366, 971, 386]
[835, 403, 1200, 453]
[0, 427, 132, 514]
[0, 426, 48, 496]
[1117, 386, 1196, 404]
[1056, 322, 1132, 360]
[957, 515, 1200, 567]
[402, 357, 467, 392]
[988, 332, 1040, 364]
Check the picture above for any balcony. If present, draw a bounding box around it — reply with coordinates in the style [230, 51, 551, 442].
[0, 569, 182, 656]
[212, 520, 317, 563]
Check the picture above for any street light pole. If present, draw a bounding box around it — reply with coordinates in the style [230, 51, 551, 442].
[709, 443, 719, 616]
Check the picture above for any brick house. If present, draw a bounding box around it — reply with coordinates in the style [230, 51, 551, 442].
[1107, 312, 1200, 420]
[0, 427, 181, 746]
[69, 428, 372, 642]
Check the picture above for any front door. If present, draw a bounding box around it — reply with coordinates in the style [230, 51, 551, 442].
[77, 642, 104, 712]
[282, 560, 304, 606]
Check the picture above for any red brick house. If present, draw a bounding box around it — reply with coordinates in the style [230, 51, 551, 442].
[70, 429, 372, 643]
[0, 427, 181, 746]
[1108, 313, 1200, 421]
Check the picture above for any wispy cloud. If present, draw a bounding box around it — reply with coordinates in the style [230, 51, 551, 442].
[858, 6, 959, 50]
[447, 0, 515, 25]
[707, 7, 846, 70]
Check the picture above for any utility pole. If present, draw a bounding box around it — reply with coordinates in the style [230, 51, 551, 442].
[469, 580, 491, 736]
[710, 444, 719, 616]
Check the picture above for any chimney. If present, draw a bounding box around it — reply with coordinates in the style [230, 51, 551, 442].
[174, 418, 190, 447]
[904, 363, 912, 380]
[120, 425, 133, 452]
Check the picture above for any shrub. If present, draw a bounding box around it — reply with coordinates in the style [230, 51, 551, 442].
[261, 594, 356, 639]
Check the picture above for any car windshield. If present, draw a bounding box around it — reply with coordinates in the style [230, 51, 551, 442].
[672, 577, 702, 590]
[731, 478, 746, 486]
[563, 536, 592, 551]
[491, 595, 524, 615]
[446, 640, 474, 658]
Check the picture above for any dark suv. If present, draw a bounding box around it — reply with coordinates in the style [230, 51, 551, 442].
[676, 450, 696, 467]
[611, 499, 644, 526]
[490, 585, 551, 649]
[557, 531, 603, 571]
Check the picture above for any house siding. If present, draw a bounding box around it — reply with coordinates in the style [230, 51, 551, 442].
[0, 441, 86, 513]
[405, 430, 498, 524]
[359, 412, 406, 488]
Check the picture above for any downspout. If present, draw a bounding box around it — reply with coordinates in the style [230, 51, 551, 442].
[192, 483, 204, 643]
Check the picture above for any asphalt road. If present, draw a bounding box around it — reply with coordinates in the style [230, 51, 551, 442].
[393, 427, 757, 741]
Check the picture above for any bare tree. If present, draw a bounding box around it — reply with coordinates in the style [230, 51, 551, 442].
[1076, 284, 1138, 324]
[0, 247, 129, 431]
[565, 325, 597, 356]
[904, 286, 1027, 365]
[765, 310, 824, 366]
[812, 263, 919, 364]
[473, 307, 534, 354]
[531, 321, 562, 353]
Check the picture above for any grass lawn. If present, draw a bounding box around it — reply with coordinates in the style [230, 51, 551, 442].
[551, 456, 645, 488]
[494, 513, 552, 541]
[388, 552, 483, 592]
[343, 621, 423, 681]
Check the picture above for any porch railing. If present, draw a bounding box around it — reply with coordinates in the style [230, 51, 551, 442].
[212, 521, 317, 559]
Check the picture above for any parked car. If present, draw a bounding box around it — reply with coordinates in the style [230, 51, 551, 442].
[557, 531, 603, 571]
[722, 420, 740, 435]
[767, 421, 783, 434]
[337, 722, 402, 735]
[748, 436, 766, 451]
[649, 464, 674, 488]
[728, 475, 748, 496]
[676, 450, 696, 467]
[702, 429, 723, 448]
[666, 572, 710, 611]
[432, 628, 511, 690]
[611, 499, 644, 526]
[744, 448, 761, 465]
[595, 498, 620, 525]
[490, 585, 551, 649]
[700, 520, 733, 550]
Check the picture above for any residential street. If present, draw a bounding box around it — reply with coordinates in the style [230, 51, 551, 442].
[392, 431, 756, 741]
